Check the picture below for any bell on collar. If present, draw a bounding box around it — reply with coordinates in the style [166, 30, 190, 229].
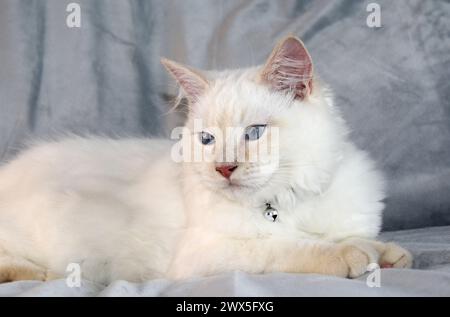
[264, 203, 278, 222]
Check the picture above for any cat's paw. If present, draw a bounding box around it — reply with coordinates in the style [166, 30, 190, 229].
[380, 242, 413, 269]
[338, 240, 380, 278]
[0, 266, 47, 283]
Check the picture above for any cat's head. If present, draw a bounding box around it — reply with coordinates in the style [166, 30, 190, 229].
[162, 36, 347, 204]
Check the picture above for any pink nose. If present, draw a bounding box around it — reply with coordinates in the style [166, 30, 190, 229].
[215, 164, 238, 179]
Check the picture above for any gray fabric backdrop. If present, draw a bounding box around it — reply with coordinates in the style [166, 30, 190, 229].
[0, 0, 449, 231]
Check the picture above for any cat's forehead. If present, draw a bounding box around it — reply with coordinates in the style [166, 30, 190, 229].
[194, 71, 282, 128]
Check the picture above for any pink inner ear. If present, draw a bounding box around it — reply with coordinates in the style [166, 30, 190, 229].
[162, 59, 208, 103]
[264, 37, 313, 100]
[171, 68, 205, 102]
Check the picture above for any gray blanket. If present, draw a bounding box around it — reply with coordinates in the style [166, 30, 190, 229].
[0, 226, 449, 296]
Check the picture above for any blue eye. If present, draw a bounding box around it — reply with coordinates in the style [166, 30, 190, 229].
[244, 125, 266, 141]
[199, 131, 215, 145]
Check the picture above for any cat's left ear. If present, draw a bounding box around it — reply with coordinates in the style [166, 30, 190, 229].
[161, 58, 209, 104]
[259, 36, 313, 100]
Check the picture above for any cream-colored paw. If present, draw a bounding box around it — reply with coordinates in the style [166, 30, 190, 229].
[44, 270, 62, 281]
[30, 269, 47, 281]
[380, 242, 413, 269]
[339, 240, 380, 278]
[0, 266, 47, 283]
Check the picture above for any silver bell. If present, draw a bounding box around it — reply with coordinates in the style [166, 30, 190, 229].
[264, 205, 278, 222]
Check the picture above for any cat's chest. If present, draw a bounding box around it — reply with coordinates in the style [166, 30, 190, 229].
[188, 185, 359, 243]
[187, 196, 318, 239]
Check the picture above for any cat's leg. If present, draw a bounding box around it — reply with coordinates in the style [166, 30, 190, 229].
[0, 253, 49, 283]
[168, 233, 390, 279]
[337, 238, 380, 278]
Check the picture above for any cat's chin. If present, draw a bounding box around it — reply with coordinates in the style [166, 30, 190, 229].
[221, 185, 253, 201]
[217, 180, 269, 203]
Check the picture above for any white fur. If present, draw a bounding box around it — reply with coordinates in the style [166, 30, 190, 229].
[0, 43, 389, 284]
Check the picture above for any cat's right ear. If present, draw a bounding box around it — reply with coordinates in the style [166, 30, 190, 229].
[161, 58, 209, 104]
[259, 36, 313, 100]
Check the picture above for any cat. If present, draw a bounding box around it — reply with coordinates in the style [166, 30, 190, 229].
[0, 36, 412, 284]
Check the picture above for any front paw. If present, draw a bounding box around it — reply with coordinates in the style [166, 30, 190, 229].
[380, 242, 413, 269]
[338, 240, 380, 278]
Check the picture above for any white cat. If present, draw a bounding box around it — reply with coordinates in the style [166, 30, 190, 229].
[0, 36, 412, 284]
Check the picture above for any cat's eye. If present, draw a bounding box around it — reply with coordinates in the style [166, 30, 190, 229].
[199, 131, 215, 145]
[244, 125, 266, 141]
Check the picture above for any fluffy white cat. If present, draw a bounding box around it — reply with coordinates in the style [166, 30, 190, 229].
[0, 36, 412, 284]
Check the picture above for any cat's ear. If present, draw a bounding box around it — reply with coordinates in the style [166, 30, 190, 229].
[259, 36, 313, 100]
[161, 58, 209, 103]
